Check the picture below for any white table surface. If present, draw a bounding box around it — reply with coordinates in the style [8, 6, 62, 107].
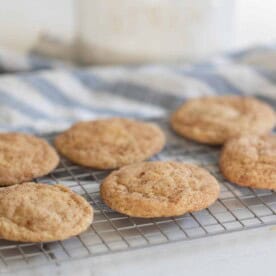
[10, 225, 276, 276]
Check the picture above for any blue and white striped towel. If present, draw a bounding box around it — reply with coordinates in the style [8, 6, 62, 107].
[0, 45, 276, 133]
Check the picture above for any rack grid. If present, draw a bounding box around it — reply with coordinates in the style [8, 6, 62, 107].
[0, 117, 275, 272]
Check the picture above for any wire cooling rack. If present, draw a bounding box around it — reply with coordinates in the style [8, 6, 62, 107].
[0, 117, 276, 273]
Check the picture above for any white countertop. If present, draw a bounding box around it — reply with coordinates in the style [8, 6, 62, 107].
[11, 225, 276, 276]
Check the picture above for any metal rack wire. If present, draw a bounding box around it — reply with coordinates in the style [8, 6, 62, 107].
[0, 117, 276, 272]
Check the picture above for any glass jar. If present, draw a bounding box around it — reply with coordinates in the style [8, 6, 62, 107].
[77, 0, 235, 65]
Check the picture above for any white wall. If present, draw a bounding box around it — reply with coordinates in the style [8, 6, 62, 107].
[0, 0, 275, 59]
[235, 0, 276, 49]
[0, 0, 75, 52]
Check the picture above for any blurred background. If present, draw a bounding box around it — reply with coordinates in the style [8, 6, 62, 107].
[0, 0, 275, 64]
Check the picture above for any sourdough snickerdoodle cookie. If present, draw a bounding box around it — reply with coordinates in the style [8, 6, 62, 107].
[0, 133, 59, 185]
[170, 96, 275, 145]
[55, 118, 166, 169]
[0, 182, 93, 242]
[220, 135, 276, 189]
[101, 161, 220, 218]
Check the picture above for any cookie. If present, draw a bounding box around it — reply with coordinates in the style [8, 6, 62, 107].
[55, 118, 166, 169]
[101, 161, 220, 218]
[170, 96, 275, 145]
[220, 135, 276, 189]
[0, 182, 93, 242]
[0, 133, 59, 185]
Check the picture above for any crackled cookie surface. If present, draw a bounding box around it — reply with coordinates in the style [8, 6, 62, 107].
[0, 133, 59, 185]
[170, 96, 275, 145]
[55, 118, 165, 169]
[220, 135, 276, 189]
[0, 182, 93, 242]
[101, 161, 220, 218]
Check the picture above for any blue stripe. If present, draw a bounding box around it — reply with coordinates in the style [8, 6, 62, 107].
[252, 68, 276, 104]
[226, 46, 267, 61]
[175, 68, 242, 95]
[20, 74, 151, 118]
[0, 89, 54, 119]
[254, 68, 276, 84]
[0, 125, 38, 133]
[27, 52, 58, 71]
[22, 75, 88, 107]
[235, 68, 276, 106]
[72, 70, 185, 109]
[186, 62, 216, 72]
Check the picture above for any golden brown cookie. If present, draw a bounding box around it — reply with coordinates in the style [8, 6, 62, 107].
[220, 135, 276, 189]
[55, 118, 166, 169]
[170, 96, 275, 145]
[101, 161, 220, 218]
[0, 133, 59, 186]
[0, 182, 93, 242]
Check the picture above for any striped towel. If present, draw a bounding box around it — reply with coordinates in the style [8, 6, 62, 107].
[0, 45, 276, 133]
